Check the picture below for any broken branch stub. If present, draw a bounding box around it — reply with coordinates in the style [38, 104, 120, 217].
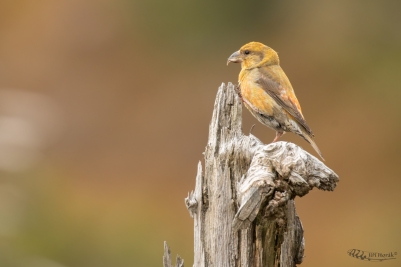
[233, 142, 339, 231]
[163, 241, 184, 267]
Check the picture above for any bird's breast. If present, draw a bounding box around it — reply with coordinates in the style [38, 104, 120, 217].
[239, 73, 275, 115]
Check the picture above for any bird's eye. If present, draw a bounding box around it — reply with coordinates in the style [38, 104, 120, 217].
[244, 50, 250, 55]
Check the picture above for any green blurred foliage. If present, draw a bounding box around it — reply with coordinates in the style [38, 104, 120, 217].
[0, 1, 400, 267]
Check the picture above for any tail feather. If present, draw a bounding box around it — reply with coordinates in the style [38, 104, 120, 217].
[299, 131, 324, 161]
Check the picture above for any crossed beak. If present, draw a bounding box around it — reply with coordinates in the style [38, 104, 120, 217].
[227, 50, 242, 65]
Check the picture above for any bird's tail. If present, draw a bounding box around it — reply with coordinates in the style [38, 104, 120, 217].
[300, 131, 325, 161]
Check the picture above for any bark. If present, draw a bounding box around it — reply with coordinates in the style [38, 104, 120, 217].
[166, 83, 338, 267]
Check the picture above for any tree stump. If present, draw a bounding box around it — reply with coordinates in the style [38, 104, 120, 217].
[164, 83, 339, 267]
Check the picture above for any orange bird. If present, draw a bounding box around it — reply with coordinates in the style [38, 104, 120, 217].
[227, 42, 324, 160]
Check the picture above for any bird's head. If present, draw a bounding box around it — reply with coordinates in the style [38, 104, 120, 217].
[227, 42, 279, 69]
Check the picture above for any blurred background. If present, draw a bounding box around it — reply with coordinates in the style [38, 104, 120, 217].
[0, 1, 400, 266]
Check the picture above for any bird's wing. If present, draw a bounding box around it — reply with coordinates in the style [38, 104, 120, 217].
[256, 66, 314, 137]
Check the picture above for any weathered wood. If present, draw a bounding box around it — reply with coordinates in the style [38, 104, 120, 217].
[163, 241, 184, 267]
[185, 162, 205, 267]
[164, 83, 338, 267]
[233, 141, 339, 232]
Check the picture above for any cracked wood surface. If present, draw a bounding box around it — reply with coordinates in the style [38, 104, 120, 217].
[181, 83, 338, 267]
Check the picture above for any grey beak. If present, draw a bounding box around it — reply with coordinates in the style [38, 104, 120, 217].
[227, 50, 242, 65]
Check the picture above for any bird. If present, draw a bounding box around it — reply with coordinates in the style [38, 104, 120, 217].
[227, 42, 324, 160]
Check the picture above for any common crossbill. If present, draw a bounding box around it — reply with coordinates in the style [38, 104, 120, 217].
[227, 42, 324, 160]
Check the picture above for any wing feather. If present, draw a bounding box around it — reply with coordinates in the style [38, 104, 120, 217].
[256, 67, 314, 137]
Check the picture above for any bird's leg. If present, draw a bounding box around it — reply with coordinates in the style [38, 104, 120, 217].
[272, 131, 284, 142]
[249, 124, 256, 135]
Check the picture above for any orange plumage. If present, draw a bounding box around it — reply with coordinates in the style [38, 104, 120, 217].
[227, 42, 324, 160]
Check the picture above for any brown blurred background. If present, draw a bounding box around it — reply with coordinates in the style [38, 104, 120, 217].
[0, 1, 400, 266]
